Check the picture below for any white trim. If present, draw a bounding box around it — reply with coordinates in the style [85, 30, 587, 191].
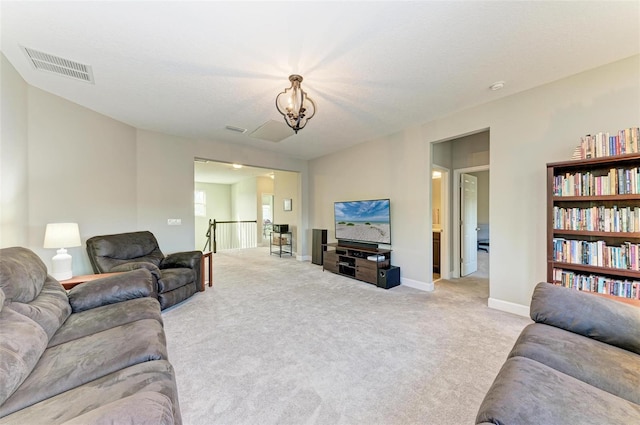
[401, 277, 434, 292]
[298, 254, 311, 262]
[488, 298, 530, 317]
[453, 164, 489, 278]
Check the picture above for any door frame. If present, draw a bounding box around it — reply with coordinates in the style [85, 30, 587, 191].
[432, 164, 450, 280]
[453, 165, 489, 278]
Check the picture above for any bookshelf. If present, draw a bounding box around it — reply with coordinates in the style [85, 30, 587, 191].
[547, 153, 640, 306]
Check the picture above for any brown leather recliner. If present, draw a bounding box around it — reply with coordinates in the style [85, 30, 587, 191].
[86, 230, 202, 309]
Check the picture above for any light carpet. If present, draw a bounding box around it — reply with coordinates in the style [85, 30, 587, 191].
[162, 247, 530, 425]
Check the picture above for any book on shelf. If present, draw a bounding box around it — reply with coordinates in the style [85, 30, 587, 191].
[552, 167, 640, 196]
[552, 267, 640, 300]
[579, 127, 640, 159]
[552, 238, 640, 271]
[553, 205, 640, 233]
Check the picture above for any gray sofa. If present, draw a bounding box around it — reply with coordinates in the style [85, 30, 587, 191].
[86, 231, 202, 310]
[0, 246, 182, 425]
[476, 282, 640, 425]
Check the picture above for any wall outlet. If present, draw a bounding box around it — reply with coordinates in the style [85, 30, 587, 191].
[167, 219, 182, 225]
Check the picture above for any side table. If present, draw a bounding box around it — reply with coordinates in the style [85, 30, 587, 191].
[270, 231, 292, 257]
[201, 251, 213, 290]
[59, 272, 124, 290]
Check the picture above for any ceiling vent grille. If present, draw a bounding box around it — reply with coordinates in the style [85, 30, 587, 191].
[21, 46, 94, 83]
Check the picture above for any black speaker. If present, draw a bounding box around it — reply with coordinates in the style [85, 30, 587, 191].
[377, 266, 400, 289]
[312, 229, 327, 265]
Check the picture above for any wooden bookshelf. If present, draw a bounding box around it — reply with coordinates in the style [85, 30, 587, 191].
[547, 153, 640, 306]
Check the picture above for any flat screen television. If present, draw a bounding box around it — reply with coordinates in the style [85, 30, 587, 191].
[334, 198, 391, 245]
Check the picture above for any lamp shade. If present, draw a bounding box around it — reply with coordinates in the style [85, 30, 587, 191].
[43, 223, 81, 248]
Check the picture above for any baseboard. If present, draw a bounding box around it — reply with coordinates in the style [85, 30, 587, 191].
[298, 254, 310, 262]
[488, 297, 530, 317]
[401, 277, 435, 292]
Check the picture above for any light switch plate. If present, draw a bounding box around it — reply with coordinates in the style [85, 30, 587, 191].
[167, 219, 182, 225]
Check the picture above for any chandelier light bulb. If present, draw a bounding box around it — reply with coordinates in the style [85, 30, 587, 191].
[276, 74, 316, 134]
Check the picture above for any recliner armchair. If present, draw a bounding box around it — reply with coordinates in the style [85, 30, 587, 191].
[86, 231, 202, 309]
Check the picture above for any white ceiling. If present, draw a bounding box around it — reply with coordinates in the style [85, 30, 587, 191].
[194, 160, 274, 185]
[2, 1, 639, 161]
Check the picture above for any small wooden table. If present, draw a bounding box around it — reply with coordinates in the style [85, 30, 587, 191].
[201, 252, 213, 290]
[59, 272, 124, 290]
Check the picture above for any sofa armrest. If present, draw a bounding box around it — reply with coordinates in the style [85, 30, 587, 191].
[160, 251, 202, 270]
[67, 269, 154, 313]
[530, 282, 640, 354]
[110, 261, 161, 281]
[60, 391, 174, 425]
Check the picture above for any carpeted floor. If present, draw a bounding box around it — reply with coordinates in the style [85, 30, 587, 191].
[162, 248, 530, 425]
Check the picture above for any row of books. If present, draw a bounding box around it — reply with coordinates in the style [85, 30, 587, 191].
[553, 205, 640, 233]
[552, 167, 640, 196]
[552, 238, 640, 271]
[578, 127, 640, 159]
[552, 268, 640, 300]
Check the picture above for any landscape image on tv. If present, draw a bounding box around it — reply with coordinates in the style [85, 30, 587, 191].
[334, 199, 391, 244]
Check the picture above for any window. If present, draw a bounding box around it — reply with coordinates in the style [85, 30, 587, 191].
[194, 190, 206, 217]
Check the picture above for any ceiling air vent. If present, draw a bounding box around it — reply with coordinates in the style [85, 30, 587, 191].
[225, 125, 248, 134]
[21, 46, 94, 83]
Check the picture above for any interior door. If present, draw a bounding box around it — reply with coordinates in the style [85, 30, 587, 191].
[461, 173, 478, 276]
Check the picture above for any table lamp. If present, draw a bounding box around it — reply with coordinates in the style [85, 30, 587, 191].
[43, 223, 81, 281]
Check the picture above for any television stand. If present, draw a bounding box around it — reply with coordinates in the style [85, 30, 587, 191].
[322, 243, 400, 289]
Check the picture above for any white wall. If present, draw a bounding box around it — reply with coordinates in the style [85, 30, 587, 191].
[27, 86, 138, 275]
[470, 170, 489, 225]
[231, 178, 257, 221]
[428, 55, 640, 312]
[309, 127, 432, 289]
[194, 181, 231, 250]
[310, 55, 640, 312]
[0, 53, 28, 247]
[256, 176, 274, 245]
[274, 170, 300, 254]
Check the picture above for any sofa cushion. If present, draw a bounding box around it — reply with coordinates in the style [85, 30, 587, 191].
[0, 247, 48, 303]
[476, 356, 640, 425]
[530, 282, 640, 355]
[67, 268, 154, 313]
[0, 360, 181, 425]
[8, 277, 71, 340]
[0, 318, 167, 417]
[157, 268, 195, 293]
[48, 297, 162, 348]
[0, 307, 48, 406]
[86, 231, 164, 272]
[158, 283, 197, 310]
[60, 392, 174, 425]
[509, 323, 640, 404]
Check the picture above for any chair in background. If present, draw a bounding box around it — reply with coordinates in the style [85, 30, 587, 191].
[86, 230, 202, 309]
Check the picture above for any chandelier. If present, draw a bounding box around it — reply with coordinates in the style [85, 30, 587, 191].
[275, 74, 316, 134]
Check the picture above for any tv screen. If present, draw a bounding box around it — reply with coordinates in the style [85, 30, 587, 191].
[334, 199, 391, 245]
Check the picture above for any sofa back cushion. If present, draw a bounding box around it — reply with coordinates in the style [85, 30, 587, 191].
[86, 231, 164, 273]
[8, 277, 71, 340]
[0, 247, 71, 340]
[0, 247, 48, 303]
[0, 305, 48, 406]
[530, 282, 640, 355]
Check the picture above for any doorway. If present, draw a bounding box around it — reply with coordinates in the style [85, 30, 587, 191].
[431, 129, 490, 281]
[261, 194, 274, 246]
[453, 165, 490, 278]
[432, 165, 450, 281]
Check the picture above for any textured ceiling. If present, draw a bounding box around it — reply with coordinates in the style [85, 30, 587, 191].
[194, 160, 274, 185]
[2, 1, 639, 160]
